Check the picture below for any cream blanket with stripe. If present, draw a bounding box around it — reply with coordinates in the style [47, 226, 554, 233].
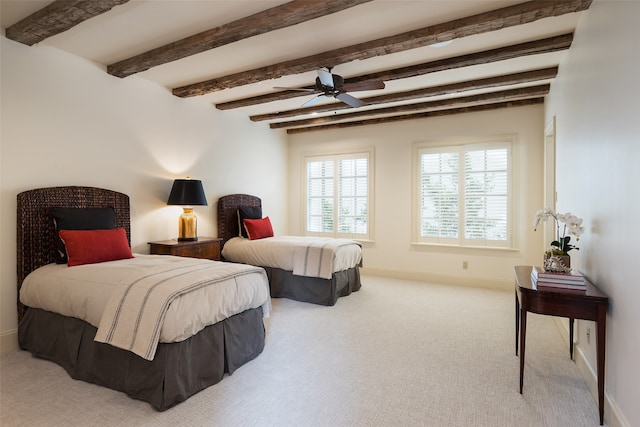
[292, 238, 361, 280]
[94, 259, 269, 361]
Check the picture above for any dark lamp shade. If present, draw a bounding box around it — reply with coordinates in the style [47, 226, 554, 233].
[167, 179, 208, 206]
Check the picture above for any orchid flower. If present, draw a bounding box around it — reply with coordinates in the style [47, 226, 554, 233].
[532, 208, 584, 255]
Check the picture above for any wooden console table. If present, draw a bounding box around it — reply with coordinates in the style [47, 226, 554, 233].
[514, 265, 609, 425]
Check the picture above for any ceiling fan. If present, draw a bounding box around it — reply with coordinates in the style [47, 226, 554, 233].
[275, 67, 385, 108]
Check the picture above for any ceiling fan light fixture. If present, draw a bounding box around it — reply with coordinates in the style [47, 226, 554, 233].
[299, 68, 384, 109]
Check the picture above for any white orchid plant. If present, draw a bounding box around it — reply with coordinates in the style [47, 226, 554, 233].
[533, 207, 585, 255]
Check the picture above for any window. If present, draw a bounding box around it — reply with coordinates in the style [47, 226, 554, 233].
[305, 151, 372, 240]
[414, 141, 511, 248]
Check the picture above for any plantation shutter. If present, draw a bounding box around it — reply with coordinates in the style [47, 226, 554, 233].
[338, 157, 368, 235]
[419, 151, 459, 242]
[417, 142, 510, 247]
[464, 148, 508, 243]
[306, 160, 334, 233]
[305, 152, 371, 239]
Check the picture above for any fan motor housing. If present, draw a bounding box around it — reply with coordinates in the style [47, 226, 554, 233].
[316, 74, 344, 93]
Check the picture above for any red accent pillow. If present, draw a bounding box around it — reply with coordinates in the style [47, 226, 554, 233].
[59, 228, 134, 266]
[243, 217, 274, 240]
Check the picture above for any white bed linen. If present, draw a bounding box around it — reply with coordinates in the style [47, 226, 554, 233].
[221, 236, 362, 278]
[20, 255, 271, 347]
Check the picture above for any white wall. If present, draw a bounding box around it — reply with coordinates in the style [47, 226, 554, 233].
[0, 37, 288, 350]
[545, 1, 639, 426]
[288, 104, 546, 289]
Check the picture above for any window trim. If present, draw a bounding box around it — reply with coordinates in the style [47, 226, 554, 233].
[303, 148, 374, 241]
[411, 137, 515, 249]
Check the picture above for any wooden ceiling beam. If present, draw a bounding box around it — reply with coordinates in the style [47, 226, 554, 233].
[5, 0, 129, 46]
[249, 66, 558, 121]
[174, 0, 591, 97]
[270, 84, 550, 129]
[286, 98, 544, 134]
[325, 34, 571, 85]
[107, 0, 373, 78]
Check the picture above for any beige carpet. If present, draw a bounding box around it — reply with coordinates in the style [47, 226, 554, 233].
[0, 275, 602, 426]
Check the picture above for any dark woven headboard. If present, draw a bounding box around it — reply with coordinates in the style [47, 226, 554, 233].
[16, 186, 130, 321]
[217, 194, 261, 249]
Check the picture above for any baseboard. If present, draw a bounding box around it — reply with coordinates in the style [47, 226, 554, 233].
[0, 329, 19, 354]
[360, 267, 512, 291]
[552, 318, 630, 427]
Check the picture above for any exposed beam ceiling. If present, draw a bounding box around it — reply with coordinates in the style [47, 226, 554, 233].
[107, 0, 373, 78]
[271, 84, 550, 129]
[220, 34, 568, 113]
[286, 99, 545, 134]
[250, 68, 557, 122]
[0, 0, 592, 134]
[172, 0, 591, 98]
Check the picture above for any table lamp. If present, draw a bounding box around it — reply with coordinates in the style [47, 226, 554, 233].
[167, 178, 208, 241]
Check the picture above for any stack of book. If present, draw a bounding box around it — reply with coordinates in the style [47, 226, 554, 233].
[531, 266, 586, 290]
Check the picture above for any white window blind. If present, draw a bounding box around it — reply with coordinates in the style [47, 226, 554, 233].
[305, 152, 371, 239]
[416, 142, 511, 248]
[307, 160, 334, 233]
[464, 148, 508, 242]
[420, 151, 459, 240]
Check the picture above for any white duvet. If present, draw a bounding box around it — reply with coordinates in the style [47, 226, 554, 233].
[20, 255, 271, 352]
[221, 236, 362, 279]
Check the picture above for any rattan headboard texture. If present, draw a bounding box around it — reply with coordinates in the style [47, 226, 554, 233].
[16, 186, 130, 321]
[217, 194, 261, 248]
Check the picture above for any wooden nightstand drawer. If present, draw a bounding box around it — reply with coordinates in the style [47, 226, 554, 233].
[148, 237, 222, 261]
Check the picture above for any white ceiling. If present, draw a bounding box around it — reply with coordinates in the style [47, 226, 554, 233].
[1, 0, 587, 128]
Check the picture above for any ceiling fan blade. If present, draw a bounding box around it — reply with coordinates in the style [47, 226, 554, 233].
[317, 69, 335, 88]
[342, 80, 386, 92]
[302, 94, 325, 107]
[336, 92, 366, 108]
[273, 86, 317, 92]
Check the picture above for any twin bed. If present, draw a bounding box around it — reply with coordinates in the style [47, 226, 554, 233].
[217, 194, 362, 306]
[17, 186, 270, 411]
[17, 187, 362, 410]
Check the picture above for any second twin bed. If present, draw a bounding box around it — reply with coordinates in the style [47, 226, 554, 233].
[217, 193, 362, 306]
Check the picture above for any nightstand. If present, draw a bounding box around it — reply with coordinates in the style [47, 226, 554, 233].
[148, 237, 222, 261]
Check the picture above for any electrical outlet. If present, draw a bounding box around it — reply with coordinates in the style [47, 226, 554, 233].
[586, 327, 591, 344]
[462, 261, 468, 269]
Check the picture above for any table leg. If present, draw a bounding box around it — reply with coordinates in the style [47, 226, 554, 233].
[519, 308, 527, 394]
[569, 318, 574, 360]
[515, 291, 520, 355]
[597, 307, 607, 425]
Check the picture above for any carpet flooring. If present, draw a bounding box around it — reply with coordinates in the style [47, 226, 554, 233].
[0, 275, 602, 426]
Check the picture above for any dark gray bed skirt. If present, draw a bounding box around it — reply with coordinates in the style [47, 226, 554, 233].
[18, 306, 265, 411]
[264, 266, 361, 306]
